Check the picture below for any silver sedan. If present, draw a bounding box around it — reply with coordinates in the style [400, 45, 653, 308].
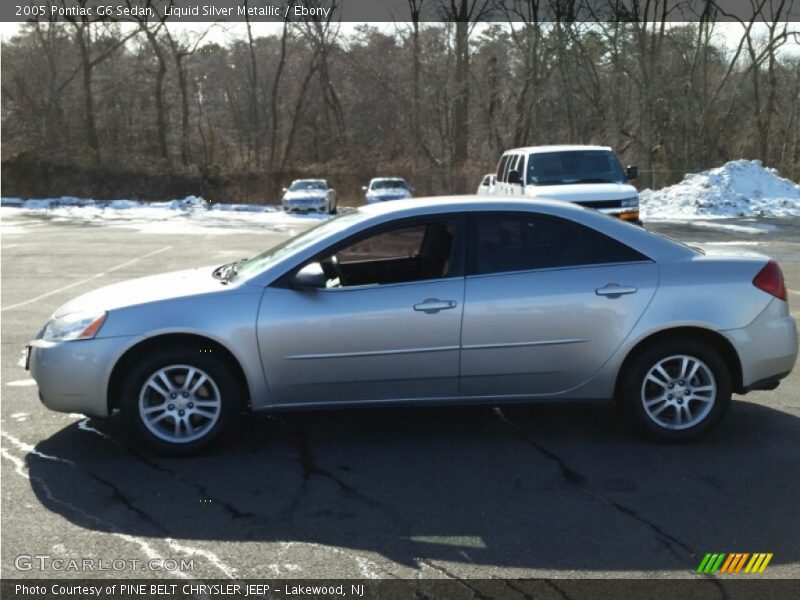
[28, 197, 798, 454]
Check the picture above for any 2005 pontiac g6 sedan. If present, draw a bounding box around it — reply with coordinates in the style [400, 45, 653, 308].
[28, 197, 798, 454]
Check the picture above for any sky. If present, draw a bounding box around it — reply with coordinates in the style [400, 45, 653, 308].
[0, 20, 798, 57]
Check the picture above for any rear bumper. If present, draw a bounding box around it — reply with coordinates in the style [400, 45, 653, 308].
[725, 298, 798, 390]
[742, 371, 791, 393]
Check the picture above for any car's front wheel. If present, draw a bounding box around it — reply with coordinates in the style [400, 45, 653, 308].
[119, 347, 243, 455]
[619, 338, 731, 441]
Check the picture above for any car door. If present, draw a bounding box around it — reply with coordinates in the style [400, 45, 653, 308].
[460, 211, 658, 398]
[257, 215, 466, 406]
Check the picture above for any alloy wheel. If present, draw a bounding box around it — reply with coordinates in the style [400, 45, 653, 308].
[640, 354, 716, 430]
[138, 364, 222, 443]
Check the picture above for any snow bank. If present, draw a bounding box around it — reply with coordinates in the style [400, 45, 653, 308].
[641, 160, 800, 219]
[1, 195, 332, 235]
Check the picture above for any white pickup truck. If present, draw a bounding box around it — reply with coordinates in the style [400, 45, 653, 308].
[491, 145, 640, 224]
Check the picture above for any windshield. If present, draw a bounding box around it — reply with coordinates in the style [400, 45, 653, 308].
[290, 181, 326, 191]
[233, 211, 367, 280]
[371, 179, 407, 190]
[526, 150, 626, 186]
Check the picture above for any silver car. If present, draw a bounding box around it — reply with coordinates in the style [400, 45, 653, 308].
[28, 197, 797, 454]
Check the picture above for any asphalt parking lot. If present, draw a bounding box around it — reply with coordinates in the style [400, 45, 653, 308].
[1, 210, 799, 583]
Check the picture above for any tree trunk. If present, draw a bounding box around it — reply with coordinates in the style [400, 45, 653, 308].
[452, 16, 470, 169]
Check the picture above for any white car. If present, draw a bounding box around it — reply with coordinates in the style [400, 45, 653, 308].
[477, 173, 495, 195]
[492, 145, 640, 224]
[282, 179, 337, 214]
[362, 178, 413, 204]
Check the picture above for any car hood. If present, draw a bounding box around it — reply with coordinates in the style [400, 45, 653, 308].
[284, 190, 326, 200]
[526, 182, 637, 201]
[53, 266, 230, 317]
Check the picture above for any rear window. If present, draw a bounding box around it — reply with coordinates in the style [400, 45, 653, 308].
[469, 212, 648, 275]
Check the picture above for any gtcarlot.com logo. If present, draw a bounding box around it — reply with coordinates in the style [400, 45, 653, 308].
[697, 552, 773, 574]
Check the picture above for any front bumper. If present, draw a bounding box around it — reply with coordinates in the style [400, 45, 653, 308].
[28, 335, 140, 417]
[283, 199, 327, 212]
[724, 297, 798, 391]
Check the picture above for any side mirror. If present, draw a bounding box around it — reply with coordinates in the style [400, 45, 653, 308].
[291, 262, 327, 290]
[361, 186, 368, 192]
[626, 165, 639, 180]
[281, 187, 288, 193]
[507, 170, 523, 185]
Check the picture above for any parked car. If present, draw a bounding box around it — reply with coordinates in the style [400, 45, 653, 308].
[492, 145, 640, 223]
[362, 177, 413, 204]
[28, 197, 797, 454]
[477, 173, 496, 195]
[282, 179, 337, 214]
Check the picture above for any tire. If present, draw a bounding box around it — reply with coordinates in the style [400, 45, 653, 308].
[618, 338, 731, 441]
[119, 346, 244, 455]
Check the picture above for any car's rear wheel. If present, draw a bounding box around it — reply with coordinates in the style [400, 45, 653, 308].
[119, 347, 243, 455]
[619, 338, 731, 441]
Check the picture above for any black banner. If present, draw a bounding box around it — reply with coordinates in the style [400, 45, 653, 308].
[4, 0, 800, 23]
[3, 579, 800, 600]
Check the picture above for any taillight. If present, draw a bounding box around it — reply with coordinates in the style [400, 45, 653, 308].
[752, 259, 787, 301]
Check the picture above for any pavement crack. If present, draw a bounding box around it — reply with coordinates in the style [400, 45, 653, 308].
[543, 579, 576, 600]
[85, 470, 169, 535]
[275, 424, 406, 527]
[416, 559, 492, 600]
[78, 419, 256, 520]
[606, 499, 693, 557]
[493, 408, 586, 485]
[503, 580, 537, 600]
[492, 407, 694, 564]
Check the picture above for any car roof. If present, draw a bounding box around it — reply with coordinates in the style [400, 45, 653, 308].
[359, 195, 585, 216]
[370, 177, 406, 182]
[292, 178, 327, 183]
[503, 145, 612, 155]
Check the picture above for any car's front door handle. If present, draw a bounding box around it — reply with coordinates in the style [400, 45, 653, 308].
[413, 299, 457, 313]
[596, 284, 638, 297]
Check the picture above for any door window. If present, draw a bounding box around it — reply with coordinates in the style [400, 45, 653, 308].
[319, 219, 459, 288]
[496, 156, 510, 182]
[469, 213, 648, 275]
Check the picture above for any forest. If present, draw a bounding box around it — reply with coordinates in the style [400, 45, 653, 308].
[1, 1, 798, 204]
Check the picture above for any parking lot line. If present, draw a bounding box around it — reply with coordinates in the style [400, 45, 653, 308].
[0, 246, 172, 312]
[789, 289, 800, 296]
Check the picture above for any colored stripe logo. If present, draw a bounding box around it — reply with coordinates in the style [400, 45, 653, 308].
[697, 553, 773, 574]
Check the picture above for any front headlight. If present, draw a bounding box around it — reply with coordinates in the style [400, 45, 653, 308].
[43, 310, 107, 342]
[620, 195, 639, 208]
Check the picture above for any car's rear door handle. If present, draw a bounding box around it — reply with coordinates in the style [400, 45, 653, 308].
[596, 284, 638, 297]
[413, 299, 457, 313]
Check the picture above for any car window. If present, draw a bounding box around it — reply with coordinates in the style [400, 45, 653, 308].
[497, 156, 509, 183]
[526, 150, 626, 186]
[321, 220, 457, 288]
[469, 213, 648, 276]
[290, 181, 326, 191]
[338, 225, 427, 262]
[235, 211, 367, 280]
[371, 179, 407, 190]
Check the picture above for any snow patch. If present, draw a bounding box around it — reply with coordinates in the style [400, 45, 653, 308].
[641, 160, 800, 219]
[1, 195, 332, 235]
